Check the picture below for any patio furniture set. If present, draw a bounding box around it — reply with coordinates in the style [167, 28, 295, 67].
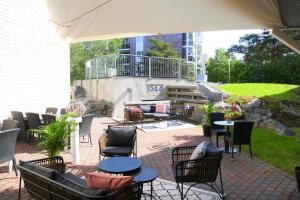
[124, 103, 194, 128]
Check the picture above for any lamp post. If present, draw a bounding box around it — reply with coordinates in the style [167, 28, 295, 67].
[228, 55, 231, 83]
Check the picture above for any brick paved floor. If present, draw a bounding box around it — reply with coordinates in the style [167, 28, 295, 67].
[0, 115, 299, 199]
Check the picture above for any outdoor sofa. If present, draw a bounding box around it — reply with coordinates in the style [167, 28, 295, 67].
[19, 156, 139, 200]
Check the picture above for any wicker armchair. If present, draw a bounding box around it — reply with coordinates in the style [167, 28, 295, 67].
[172, 144, 225, 199]
[19, 156, 139, 200]
[99, 126, 137, 161]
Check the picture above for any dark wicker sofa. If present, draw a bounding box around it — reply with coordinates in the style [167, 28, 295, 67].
[19, 156, 139, 200]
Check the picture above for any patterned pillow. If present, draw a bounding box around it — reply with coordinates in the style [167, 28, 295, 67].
[155, 104, 166, 113]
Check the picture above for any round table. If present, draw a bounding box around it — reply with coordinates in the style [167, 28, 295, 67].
[214, 120, 238, 154]
[98, 157, 141, 174]
[132, 167, 158, 200]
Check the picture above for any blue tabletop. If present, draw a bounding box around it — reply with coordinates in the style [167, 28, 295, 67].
[98, 157, 141, 174]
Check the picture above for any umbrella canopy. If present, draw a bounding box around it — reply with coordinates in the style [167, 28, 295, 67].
[46, 0, 285, 43]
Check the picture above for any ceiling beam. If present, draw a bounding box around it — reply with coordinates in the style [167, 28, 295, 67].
[271, 29, 300, 54]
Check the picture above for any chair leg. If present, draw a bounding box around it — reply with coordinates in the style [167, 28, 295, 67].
[181, 182, 184, 200]
[12, 157, 18, 176]
[231, 144, 234, 160]
[249, 144, 253, 160]
[216, 135, 219, 148]
[18, 176, 22, 200]
[89, 134, 92, 146]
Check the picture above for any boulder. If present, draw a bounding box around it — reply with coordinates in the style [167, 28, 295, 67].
[258, 119, 296, 136]
[84, 99, 114, 117]
[74, 86, 86, 98]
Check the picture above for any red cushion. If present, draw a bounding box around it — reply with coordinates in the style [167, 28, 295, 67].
[85, 173, 132, 191]
[155, 104, 166, 113]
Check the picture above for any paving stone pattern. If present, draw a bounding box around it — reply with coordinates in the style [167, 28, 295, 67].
[0, 116, 299, 199]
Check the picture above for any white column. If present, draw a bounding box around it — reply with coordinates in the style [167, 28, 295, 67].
[8, 160, 13, 173]
[70, 117, 82, 165]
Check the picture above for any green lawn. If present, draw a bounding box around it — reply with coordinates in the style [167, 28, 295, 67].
[217, 83, 299, 102]
[244, 128, 300, 174]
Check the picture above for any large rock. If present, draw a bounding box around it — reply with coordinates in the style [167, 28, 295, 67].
[74, 86, 86, 98]
[258, 119, 296, 136]
[84, 99, 114, 117]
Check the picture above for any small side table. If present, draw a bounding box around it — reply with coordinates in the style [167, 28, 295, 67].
[132, 167, 158, 200]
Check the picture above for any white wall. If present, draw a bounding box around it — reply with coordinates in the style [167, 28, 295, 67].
[0, 0, 70, 120]
[75, 77, 191, 119]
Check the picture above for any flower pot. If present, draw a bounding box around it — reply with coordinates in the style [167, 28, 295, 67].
[295, 166, 300, 192]
[202, 125, 211, 137]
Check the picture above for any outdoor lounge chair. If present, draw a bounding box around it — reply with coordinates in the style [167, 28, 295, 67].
[1, 119, 19, 131]
[45, 107, 58, 115]
[209, 112, 227, 148]
[41, 114, 56, 125]
[172, 142, 225, 199]
[99, 125, 137, 161]
[79, 114, 94, 145]
[0, 128, 20, 176]
[18, 156, 139, 200]
[25, 112, 42, 142]
[225, 121, 254, 160]
[11, 111, 27, 142]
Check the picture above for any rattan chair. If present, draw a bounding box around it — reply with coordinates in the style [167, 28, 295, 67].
[1, 119, 19, 130]
[79, 114, 94, 145]
[11, 111, 27, 143]
[209, 112, 227, 148]
[225, 121, 254, 160]
[99, 125, 137, 161]
[41, 114, 56, 125]
[45, 107, 58, 115]
[0, 128, 20, 176]
[172, 144, 225, 199]
[25, 112, 42, 142]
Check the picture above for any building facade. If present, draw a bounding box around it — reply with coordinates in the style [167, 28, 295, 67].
[118, 33, 206, 81]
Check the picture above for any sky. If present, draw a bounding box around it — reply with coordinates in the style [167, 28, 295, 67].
[202, 29, 262, 58]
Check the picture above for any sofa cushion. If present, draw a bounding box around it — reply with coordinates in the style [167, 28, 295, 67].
[150, 105, 156, 113]
[102, 146, 133, 156]
[107, 126, 136, 147]
[139, 105, 151, 113]
[155, 104, 166, 113]
[205, 142, 223, 157]
[21, 161, 56, 179]
[85, 173, 132, 192]
[55, 173, 107, 196]
[190, 141, 207, 160]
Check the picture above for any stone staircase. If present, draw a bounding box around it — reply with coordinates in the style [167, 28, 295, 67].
[165, 85, 208, 104]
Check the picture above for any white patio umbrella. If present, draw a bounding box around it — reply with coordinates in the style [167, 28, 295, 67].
[46, 0, 300, 52]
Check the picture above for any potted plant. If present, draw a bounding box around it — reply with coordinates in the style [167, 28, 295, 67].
[224, 103, 242, 121]
[200, 103, 216, 137]
[35, 113, 77, 157]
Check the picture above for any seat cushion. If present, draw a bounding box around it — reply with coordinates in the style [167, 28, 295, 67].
[61, 172, 88, 187]
[155, 104, 166, 113]
[205, 142, 224, 157]
[143, 113, 155, 118]
[211, 128, 226, 135]
[85, 173, 132, 192]
[21, 161, 55, 179]
[102, 146, 133, 156]
[55, 173, 107, 196]
[107, 127, 136, 147]
[139, 105, 151, 113]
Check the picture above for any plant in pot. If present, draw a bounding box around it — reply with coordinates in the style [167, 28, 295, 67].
[200, 103, 216, 137]
[224, 103, 242, 121]
[35, 113, 77, 158]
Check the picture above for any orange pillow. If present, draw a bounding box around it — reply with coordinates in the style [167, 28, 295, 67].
[85, 173, 132, 192]
[155, 104, 166, 113]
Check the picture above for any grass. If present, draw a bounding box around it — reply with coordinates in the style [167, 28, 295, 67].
[217, 83, 299, 102]
[243, 127, 300, 174]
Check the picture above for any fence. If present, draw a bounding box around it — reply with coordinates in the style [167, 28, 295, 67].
[85, 54, 196, 80]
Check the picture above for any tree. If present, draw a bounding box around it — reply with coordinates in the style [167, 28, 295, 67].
[70, 39, 123, 83]
[145, 38, 179, 58]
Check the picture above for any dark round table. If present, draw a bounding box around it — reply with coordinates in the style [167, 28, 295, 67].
[132, 167, 158, 200]
[98, 157, 141, 174]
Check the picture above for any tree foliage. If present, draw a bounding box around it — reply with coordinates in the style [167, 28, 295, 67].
[206, 31, 300, 84]
[145, 38, 179, 58]
[70, 39, 123, 83]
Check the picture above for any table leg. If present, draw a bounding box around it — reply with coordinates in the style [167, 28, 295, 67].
[151, 181, 153, 200]
[224, 126, 230, 153]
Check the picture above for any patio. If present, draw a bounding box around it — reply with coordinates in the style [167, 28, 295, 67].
[0, 115, 299, 199]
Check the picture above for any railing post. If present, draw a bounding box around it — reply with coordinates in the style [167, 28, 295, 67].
[178, 59, 181, 80]
[149, 57, 151, 79]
